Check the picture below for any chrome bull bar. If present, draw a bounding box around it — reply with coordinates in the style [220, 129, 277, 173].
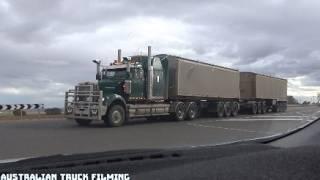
[64, 85, 104, 121]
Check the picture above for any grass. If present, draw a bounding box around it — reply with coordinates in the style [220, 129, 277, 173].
[0, 111, 64, 121]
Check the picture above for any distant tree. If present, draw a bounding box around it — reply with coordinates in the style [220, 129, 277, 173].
[302, 101, 310, 105]
[45, 108, 62, 115]
[287, 96, 299, 104]
[317, 93, 320, 104]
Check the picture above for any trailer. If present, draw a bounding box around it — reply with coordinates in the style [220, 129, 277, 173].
[64, 46, 287, 127]
[166, 55, 240, 99]
[240, 72, 287, 114]
[164, 55, 241, 119]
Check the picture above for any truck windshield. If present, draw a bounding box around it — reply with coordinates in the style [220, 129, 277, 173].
[104, 69, 127, 79]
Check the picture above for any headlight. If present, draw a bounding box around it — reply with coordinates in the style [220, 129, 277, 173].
[66, 106, 73, 113]
[91, 109, 98, 115]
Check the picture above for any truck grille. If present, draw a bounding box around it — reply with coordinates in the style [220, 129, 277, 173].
[75, 82, 99, 103]
[65, 82, 103, 120]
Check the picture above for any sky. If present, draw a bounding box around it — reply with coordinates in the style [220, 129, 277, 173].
[0, 0, 319, 107]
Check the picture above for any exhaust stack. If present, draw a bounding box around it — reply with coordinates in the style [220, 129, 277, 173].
[147, 46, 153, 100]
[117, 49, 122, 63]
[92, 60, 101, 80]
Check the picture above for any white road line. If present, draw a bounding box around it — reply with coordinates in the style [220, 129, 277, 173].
[216, 118, 310, 122]
[246, 116, 309, 118]
[296, 112, 309, 116]
[187, 122, 275, 135]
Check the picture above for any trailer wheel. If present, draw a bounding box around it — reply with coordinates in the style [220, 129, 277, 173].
[75, 119, 92, 126]
[224, 102, 232, 117]
[216, 102, 224, 118]
[272, 105, 280, 113]
[231, 102, 239, 116]
[257, 102, 262, 114]
[283, 103, 287, 112]
[279, 103, 286, 112]
[251, 103, 257, 114]
[186, 102, 198, 120]
[278, 103, 282, 112]
[105, 105, 125, 127]
[280, 105, 285, 112]
[261, 102, 267, 114]
[174, 102, 186, 121]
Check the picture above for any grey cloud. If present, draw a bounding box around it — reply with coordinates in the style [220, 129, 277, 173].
[302, 70, 320, 86]
[1, 0, 320, 106]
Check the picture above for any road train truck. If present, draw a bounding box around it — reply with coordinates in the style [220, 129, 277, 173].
[65, 46, 287, 127]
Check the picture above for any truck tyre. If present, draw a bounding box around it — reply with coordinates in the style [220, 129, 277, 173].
[261, 102, 266, 114]
[278, 104, 283, 112]
[272, 105, 280, 113]
[231, 102, 239, 116]
[186, 102, 198, 120]
[257, 102, 262, 114]
[105, 105, 125, 127]
[174, 102, 186, 121]
[216, 102, 224, 118]
[283, 104, 287, 112]
[224, 102, 232, 117]
[75, 119, 92, 126]
[280, 103, 286, 112]
[251, 103, 257, 114]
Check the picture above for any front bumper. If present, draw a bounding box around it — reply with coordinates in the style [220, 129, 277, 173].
[64, 86, 106, 121]
[64, 103, 106, 121]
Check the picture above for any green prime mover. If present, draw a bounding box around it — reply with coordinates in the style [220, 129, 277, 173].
[65, 46, 287, 127]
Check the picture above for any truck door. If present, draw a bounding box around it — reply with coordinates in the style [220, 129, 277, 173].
[130, 67, 145, 99]
[152, 57, 165, 99]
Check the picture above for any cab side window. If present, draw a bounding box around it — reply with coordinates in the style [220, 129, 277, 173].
[137, 68, 144, 80]
[131, 68, 144, 80]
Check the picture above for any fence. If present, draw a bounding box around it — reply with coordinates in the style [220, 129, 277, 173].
[0, 104, 44, 120]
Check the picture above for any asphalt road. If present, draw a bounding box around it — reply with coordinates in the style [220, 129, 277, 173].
[0, 105, 319, 160]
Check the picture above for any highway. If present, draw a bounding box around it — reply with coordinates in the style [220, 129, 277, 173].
[0, 105, 319, 160]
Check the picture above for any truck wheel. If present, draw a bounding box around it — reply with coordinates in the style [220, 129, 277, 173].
[257, 103, 262, 114]
[283, 104, 287, 112]
[251, 103, 257, 114]
[216, 102, 224, 118]
[186, 102, 198, 120]
[278, 104, 282, 112]
[272, 105, 280, 113]
[261, 102, 267, 114]
[75, 119, 92, 126]
[280, 103, 285, 112]
[224, 102, 232, 117]
[105, 105, 125, 127]
[174, 102, 186, 121]
[231, 102, 239, 116]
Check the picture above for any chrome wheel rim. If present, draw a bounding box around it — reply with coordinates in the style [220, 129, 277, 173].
[189, 109, 195, 118]
[112, 110, 122, 124]
[176, 103, 185, 120]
